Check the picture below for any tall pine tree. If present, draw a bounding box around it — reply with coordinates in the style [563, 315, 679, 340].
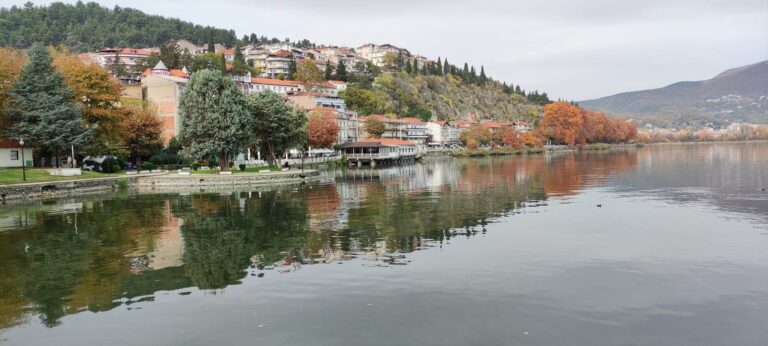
[436, 57, 443, 76]
[7, 44, 90, 167]
[479, 65, 487, 84]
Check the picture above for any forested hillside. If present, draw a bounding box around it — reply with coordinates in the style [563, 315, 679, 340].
[0, 2, 314, 52]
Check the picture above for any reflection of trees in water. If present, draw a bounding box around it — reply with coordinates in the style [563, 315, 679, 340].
[175, 192, 310, 290]
[0, 195, 170, 328]
[0, 150, 641, 330]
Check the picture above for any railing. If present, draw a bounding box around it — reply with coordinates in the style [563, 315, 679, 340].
[346, 153, 399, 160]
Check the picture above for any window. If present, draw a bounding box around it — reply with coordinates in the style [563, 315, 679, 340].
[10, 150, 19, 160]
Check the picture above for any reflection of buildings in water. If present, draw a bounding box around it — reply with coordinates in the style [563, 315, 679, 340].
[0, 202, 83, 231]
[128, 201, 184, 273]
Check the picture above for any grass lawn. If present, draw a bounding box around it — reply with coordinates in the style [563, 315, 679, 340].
[0, 168, 117, 185]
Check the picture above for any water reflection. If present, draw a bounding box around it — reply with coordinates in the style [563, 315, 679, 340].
[0, 143, 764, 336]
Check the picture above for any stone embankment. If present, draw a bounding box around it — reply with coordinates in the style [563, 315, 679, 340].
[136, 170, 320, 188]
[0, 170, 320, 201]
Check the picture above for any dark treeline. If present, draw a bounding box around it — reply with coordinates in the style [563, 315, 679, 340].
[0, 1, 315, 52]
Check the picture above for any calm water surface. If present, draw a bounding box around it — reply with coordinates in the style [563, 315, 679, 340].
[1, 142, 767, 346]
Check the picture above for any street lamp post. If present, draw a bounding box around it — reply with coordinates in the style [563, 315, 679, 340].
[19, 138, 26, 182]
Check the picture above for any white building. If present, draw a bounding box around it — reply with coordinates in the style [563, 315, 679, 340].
[0, 139, 33, 168]
[250, 78, 302, 95]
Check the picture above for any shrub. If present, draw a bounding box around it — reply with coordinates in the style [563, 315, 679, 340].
[239, 163, 246, 171]
[228, 161, 234, 169]
[191, 162, 200, 171]
[149, 153, 181, 165]
[101, 157, 121, 173]
[207, 160, 216, 169]
[165, 164, 179, 170]
[139, 163, 155, 171]
[116, 177, 129, 189]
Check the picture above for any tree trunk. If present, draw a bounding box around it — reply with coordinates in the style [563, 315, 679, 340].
[220, 151, 229, 172]
[268, 142, 277, 167]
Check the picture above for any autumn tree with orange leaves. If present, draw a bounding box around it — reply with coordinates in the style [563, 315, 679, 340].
[541, 102, 636, 146]
[51, 47, 124, 152]
[0, 48, 26, 131]
[540, 102, 584, 146]
[307, 107, 340, 149]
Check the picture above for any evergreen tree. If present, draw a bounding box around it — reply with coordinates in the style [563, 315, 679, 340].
[470, 66, 477, 83]
[324, 62, 335, 80]
[207, 31, 215, 53]
[179, 69, 252, 171]
[247, 91, 307, 165]
[335, 60, 348, 81]
[231, 44, 248, 75]
[436, 57, 443, 76]
[515, 85, 522, 95]
[443, 58, 450, 75]
[159, 42, 181, 69]
[219, 53, 227, 73]
[287, 58, 297, 80]
[404, 60, 412, 74]
[463, 63, 470, 80]
[479, 65, 487, 84]
[396, 51, 405, 71]
[7, 44, 90, 167]
[412, 60, 419, 75]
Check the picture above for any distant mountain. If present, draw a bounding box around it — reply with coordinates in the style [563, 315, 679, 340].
[580, 61, 768, 127]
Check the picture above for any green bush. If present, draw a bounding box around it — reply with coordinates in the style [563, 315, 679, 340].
[191, 162, 200, 171]
[139, 163, 155, 171]
[116, 177, 129, 189]
[238, 163, 246, 171]
[101, 157, 121, 173]
[165, 164, 179, 170]
[207, 160, 216, 169]
[149, 153, 182, 165]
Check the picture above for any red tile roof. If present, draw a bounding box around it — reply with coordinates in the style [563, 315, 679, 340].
[251, 78, 300, 87]
[399, 117, 425, 124]
[140, 69, 189, 78]
[0, 139, 23, 148]
[359, 138, 416, 146]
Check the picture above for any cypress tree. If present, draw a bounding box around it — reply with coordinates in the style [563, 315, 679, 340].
[470, 66, 477, 83]
[287, 58, 297, 80]
[219, 53, 227, 73]
[404, 60, 412, 74]
[324, 62, 335, 80]
[207, 31, 215, 53]
[7, 44, 90, 167]
[462, 63, 470, 80]
[335, 60, 348, 81]
[179, 69, 253, 171]
[436, 57, 443, 76]
[479, 66, 487, 84]
[412, 60, 419, 75]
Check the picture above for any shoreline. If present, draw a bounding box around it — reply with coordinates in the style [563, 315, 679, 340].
[0, 170, 321, 202]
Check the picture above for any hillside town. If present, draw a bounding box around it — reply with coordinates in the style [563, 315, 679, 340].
[84, 40, 533, 148]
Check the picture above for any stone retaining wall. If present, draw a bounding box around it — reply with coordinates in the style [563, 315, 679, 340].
[0, 170, 321, 201]
[0, 176, 138, 201]
[136, 170, 320, 188]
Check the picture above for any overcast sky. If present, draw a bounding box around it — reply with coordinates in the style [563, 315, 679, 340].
[6, 0, 768, 100]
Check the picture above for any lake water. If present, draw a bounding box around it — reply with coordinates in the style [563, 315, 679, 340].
[1, 142, 767, 346]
